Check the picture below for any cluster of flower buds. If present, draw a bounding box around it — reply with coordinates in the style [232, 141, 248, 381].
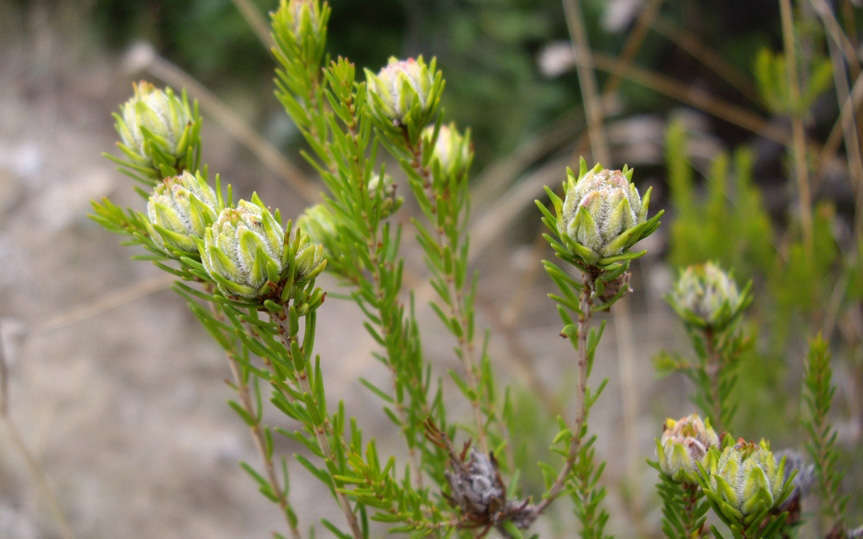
[368, 172, 402, 218]
[146, 171, 219, 252]
[700, 438, 791, 525]
[667, 262, 751, 331]
[656, 413, 720, 482]
[271, 0, 329, 65]
[365, 56, 443, 137]
[422, 123, 472, 180]
[113, 81, 199, 178]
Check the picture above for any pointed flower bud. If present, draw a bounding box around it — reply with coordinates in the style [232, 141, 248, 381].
[297, 203, 337, 249]
[365, 56, 441, 131]
[702, 439, 790, 524]
[114, 81, 195, 172]
[272, 0, 328, 62]
[292, 229, 326, 281]
[657, 413, 720, 482]
[201, 195, 285, 298]
[559, 161, 655, 260]
[668, 262, 750, 330]
[422, 123, 472, 179]
[146, 171, 219, 252]
[368, 172, 402, 217]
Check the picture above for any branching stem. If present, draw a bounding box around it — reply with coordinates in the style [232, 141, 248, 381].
[408, 141, 488, 453]
[208, 298, 300, 539]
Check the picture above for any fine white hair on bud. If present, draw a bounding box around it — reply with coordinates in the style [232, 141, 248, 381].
[559, 162, 650, 257]
[668, 262, 748, 330]
[115, 81, 192, 164]
[201, 195, 286, 298]
[146, 170, 219, 253]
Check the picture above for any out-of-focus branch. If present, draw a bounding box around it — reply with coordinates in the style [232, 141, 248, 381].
[0, 322, 77, 539]
[232, 0, 273, 50]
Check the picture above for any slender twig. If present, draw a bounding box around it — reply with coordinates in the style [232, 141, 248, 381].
[408, 141, 488, 453]
[808, 0, 861, 70]
[209, 299, 300, 539]
[580, 50, 795, 146]
[0, 322, 77, 539]
[562, 0, 610, 165]
[535, 276, 594, 515]
[231, 0, 273, 50]
[274, 313, 362, 539]
[825, 32, 863, 239]
[651, 16, 761, 104]
[816, 72, 863, 184]
[35, 275, 174, 334]
[780, 0, 814, 253]
[704, 328, 723, 433]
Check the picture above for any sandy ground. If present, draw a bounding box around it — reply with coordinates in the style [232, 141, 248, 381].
[0, 5, 695, 538]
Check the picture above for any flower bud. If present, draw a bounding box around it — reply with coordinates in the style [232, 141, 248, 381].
[272, 0, 328, 58]
[201, 195, 285, 298]
[114, 81, 193, 168]
[292, 231, 326, 281]
[702, 439, 789, 523]
[656, 413, 720, 482]
[559, 162, 652, 258]
[365, 56, 439, 129]
[147, 171, 219, 252]
[368, 172, 402, 217]
[297, 203, 337, 249]
[422, 123, 472, 179]
[668, 262, 748, 330]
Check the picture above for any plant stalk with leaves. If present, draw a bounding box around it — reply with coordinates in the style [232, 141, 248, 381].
[535, 160, 663, 536]
[803, 335, 848, 537]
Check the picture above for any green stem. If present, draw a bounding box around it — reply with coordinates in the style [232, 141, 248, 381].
[704, 328, 724, 432]
[535, 275, 594, 515]
[274, 310, 363, 539]
[408, 141, 488, 453]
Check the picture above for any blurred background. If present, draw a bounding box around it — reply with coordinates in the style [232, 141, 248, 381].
[1, 0, 861, 537]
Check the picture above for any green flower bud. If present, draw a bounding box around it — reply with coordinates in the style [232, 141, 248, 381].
[272, 0, 328, 59]
[292, 230, 326, 280]
[559, 163, 652, 258]
[422, 123, 472, 179]
[201, 195, 285, 298]
[368, 172, 402, 217]
[147, 171, 219, 252]
[114, 81, 194, 168]
[365, 56, 439, 129]
[668, 262, 749, 330]
[657, 413, 720, 482]
[297, 203, 337, 249]
[703, 439, 789, 524]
